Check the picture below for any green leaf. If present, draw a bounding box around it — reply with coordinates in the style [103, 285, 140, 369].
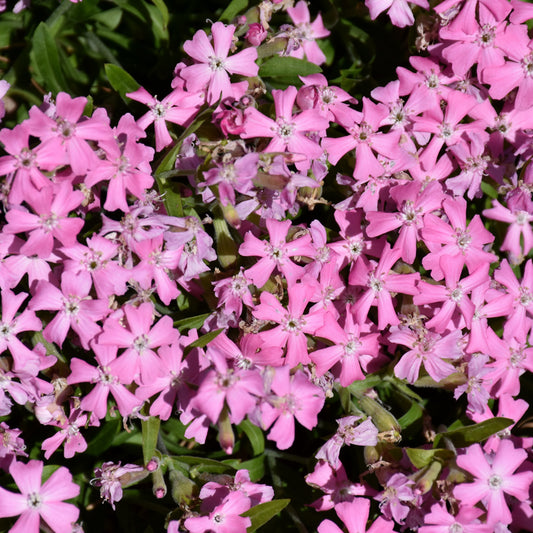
[433, 418, 514, 449]
[104, 63, 140, 101]
[219, 0, 248, 22]
[397, 402, 424, 430]
[86, 418, 121, 456]
[406, 448, 454, 469]
[239, 419, 265, 456]
[155, 103, 214, 175]
[184, 328, 223, 355]
[258, 56, 321, 85]
[174, 313, 210, 331]
[30, 22, 71, 94]
[239, 455, 265, 481]
[151, 0, 169, 28]
[142, 416, 161, 466]
[170, 455, 237, 475]
[91, 7, 123, 29]
[242, 499, 290, 533]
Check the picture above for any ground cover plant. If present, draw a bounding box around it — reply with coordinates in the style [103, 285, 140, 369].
[0, 0, 533, 531]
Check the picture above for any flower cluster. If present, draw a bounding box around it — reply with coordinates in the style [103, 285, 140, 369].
[0, 0, 533, 532]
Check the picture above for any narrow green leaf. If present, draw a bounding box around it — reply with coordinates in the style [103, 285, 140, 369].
[259, 56, 321, 85]
[174, 313, 210, 331]
[242, 499, 291, 533]
[397, 402, 424, 430]
[219, 0, 248, 22]
[104, 63, 140, 101]
[170, 455, 236, 475]
[142, 416, 161, 466]
[406, 448, 454, 469]
[86, 418, 121, 456]
[433, 418, 513, 449]
[239, 419, 265, 456]
[239, 455, 265, 481]
[31, 23, 71, 94]
[155, 104, 214, 175]
[151, 0, 169, 28]
[184, 328, 223, 355]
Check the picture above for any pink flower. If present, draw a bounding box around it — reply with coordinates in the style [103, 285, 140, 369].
[240, 218, 316, 288]
[91, 461, 146, 510]
[365, 0, 429, 28]
[184, 492, 251, 533]
[246, 23, 267, 46]
[454, 440, 533, 525]
[181, 22, 259, 105]
[126, 86, 202, 151]
[286, 1, 330, 65]
[99, 302, 178, 383]
[318, 498, 395, 533]
[0, 459, 79, 533]
[242, 85, 328, 163]
[0, 79, 9, 122]
[260, 366, 324, 450]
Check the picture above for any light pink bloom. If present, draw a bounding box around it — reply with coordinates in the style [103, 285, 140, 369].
[29, 271, 109, 350]
[286, 1, 330, 65]
[99, 302, 178, 383]
[419, 503, 492, 533]
[67, 342, 142, 419]
[240, 218, 315, 288]
[184, 492, 251, 533]
[253, 281, 324, 367]
[454, 440, 533, 525]
[260, 366, 324, 450]
[365, 0, 429, 28]
[126, 87, 202, 151]
[318, 498, 395, 533]
[242, 86, 328, 162]
[0, 459, 79, 533]
[181, 22, 259, 105]
[91, 461, 145, 510]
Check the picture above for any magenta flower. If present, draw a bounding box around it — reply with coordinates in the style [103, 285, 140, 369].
[181, 22, 259, 105]
[419, 503, 492, 533]
[29, 271, 109, 350]
[4, 182, 84, 259]
[454, 440, 533, 525]
[0, 459, 80, 533]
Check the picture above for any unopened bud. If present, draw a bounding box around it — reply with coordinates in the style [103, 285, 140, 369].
[146, 457, 160, 472]
[152, 468, 167, 499]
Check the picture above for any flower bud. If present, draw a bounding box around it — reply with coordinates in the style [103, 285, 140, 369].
[246, 23, 267, 46]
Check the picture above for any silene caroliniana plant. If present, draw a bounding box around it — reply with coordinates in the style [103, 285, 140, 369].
[0, 0, 532, 531]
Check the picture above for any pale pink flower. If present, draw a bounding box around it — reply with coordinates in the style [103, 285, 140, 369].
[181, 22, 259, 105]
[365, 0, 429, 28]
[286, 1, 330, 65]
[454, 440, 533, 525]
[318, 498, 395, 533]
[260, 366, 324, 450]
[242, 86, 328, 163]
[0, 459, 80, 533]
